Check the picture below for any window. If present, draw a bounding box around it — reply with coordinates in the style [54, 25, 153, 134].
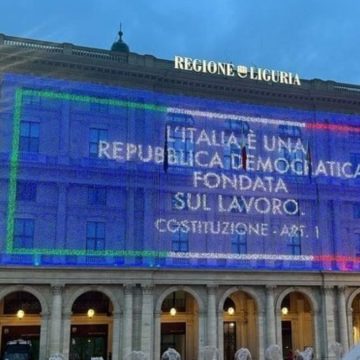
[356, 234, 360, 256]
[166, 113, 194, 167]
[350, 153, 360, 167]
[277, 125, 304, 174]
[231, 233, 247, 254]
[14, 219, 34, 248]
[86, 221, 105, 250]
[172, 193, 189, 211]
[88, 186, 107, 205]
[285, 199, 300, 216]
[89, 128, 108, 158]
[20, 121, 39, 153]
[354, 203, 360, 219]
[288, 231, 301, 255]
[278, 146, 304, 173]
[279, 125, 302, 138]
[172, 231, 189, 252]
[224, 120, 249, 170]
[349, 132, 360, 146]
[16, 181, 37, 201]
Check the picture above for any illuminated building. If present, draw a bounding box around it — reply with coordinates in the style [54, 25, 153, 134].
[0, 30, 360, 360]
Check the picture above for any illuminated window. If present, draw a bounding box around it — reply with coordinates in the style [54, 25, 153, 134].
[224, 144, 242, 170]
[166, 113, 194, 167]
[356, 234, 360, 256]
[349, 133, 360, 146]
[16, 181, 37, 201]
[20, 121, 39, 153]
[89, 128, 108, 158]
[224, 120, 249, 170]
[88, 186, 107, 206]
[278, 124, 304, 174]
[14, 219, 34, 248]
[172, 231, 189, 252]
[288, 231, 301, 255]
[285, 199, 300, 216]
[231, 196, 247, 213]
[353, 203, 360, 219]
[86, 221, 105, 251]
[278, 146, 304, 173]
[231, 233, 247, 254]
[350, 153, 360, 167]
[279, 125, 302, 138]
[226, 119, 250, 134]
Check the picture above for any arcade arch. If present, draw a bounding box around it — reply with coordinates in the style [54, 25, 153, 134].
[0, 289, 43, 360]
[220, 289, 259, 360]
[157, 287, 202, 360]
[277, 290, 315, 358]
[69, 290, 114, 360]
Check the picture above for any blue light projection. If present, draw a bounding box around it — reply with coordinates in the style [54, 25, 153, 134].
[1, 73, 360, 271]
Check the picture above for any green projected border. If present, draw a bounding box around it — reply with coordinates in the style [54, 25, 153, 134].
[6, 87, 168, 258]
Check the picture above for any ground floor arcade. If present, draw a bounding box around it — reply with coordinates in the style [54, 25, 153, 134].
[0, 269, 359, 360]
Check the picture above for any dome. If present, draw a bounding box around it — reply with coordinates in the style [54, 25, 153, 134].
[111, 30, 129, 53]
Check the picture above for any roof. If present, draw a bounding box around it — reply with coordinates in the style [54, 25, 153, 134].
[0, 33, 359, 114]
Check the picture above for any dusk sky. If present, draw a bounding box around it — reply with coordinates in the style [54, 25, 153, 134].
[0, 0, 359, 84]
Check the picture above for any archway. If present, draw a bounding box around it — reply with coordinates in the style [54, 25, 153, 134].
[221, 291, 258, 360]
[70, 291, 113, 360]
[0, 290, 42, 360]
[351, 292, 360, 344]
[160, 290, 199, 360]
[279, 291, 314, 358]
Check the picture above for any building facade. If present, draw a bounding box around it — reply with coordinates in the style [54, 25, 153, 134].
[0, 33, 360, 360]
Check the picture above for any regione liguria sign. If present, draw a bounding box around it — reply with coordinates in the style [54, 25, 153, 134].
[174, 55, 301, 86]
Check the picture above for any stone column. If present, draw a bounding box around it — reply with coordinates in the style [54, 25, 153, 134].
[322, 286, 336, 360]
[347, 308, 354, 349]
[122, 284, 134, 359]
[154, 311, 161, 360]
[265, 285, 276, 347]
[62, 311, 72, 360]
[258, 310, 265, 360]
[217, 310, 224, 357]
[198, 310, 206, 350]
[49, 285, 63, 355]
[112, 311, 121, 360]
[338, 286, 349, 353]
[141, 284, 154, 360]
[39, 312, 49, 360]
[313, 309, 321, 360]
[207, 285, 217, 347]
[275, 309, 283, 353]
